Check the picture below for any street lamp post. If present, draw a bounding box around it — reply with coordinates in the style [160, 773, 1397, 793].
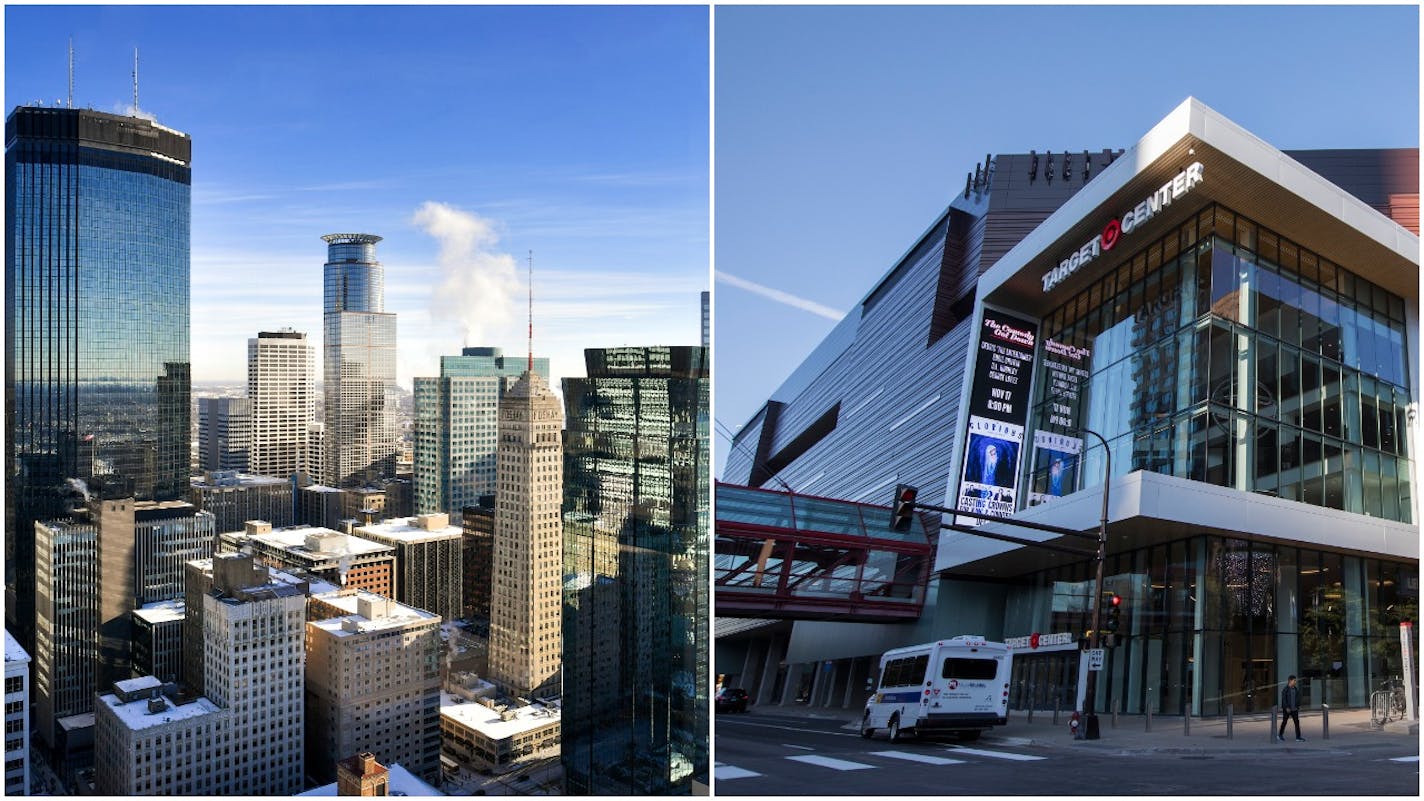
[1079, 427, 1110, 740]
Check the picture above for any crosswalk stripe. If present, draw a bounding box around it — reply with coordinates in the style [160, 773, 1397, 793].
[783, 743, 815, 750]
[714, 764, 763, 780]
[870, 750, 966, 766]
[1388, 756, 1418, 763]
[945, 745, 1045, 761]
[786, 755, 876, 771]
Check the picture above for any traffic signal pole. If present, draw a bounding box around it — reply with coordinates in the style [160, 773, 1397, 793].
[1079, 427, 1110, 740]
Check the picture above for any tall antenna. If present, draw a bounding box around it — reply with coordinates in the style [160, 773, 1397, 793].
[132, 48, 139, 112]
[527, 250, 534, 373]
[67, 38, 74, 108]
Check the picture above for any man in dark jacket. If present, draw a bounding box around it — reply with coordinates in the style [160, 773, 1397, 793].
[1277, 675, 1304, 741]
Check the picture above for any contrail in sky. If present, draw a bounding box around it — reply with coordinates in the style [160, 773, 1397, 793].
[715, 270, 843, 321]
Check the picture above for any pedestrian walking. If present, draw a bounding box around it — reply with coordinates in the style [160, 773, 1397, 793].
[1278, 675, 1304, 742]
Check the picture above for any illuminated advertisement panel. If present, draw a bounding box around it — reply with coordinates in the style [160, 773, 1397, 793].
[955, 310, 1038, 525]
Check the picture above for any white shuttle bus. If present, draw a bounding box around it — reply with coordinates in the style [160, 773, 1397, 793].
[861, 635, 1011, 743]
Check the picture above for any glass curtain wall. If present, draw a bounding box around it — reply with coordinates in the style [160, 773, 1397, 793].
[1027, 204, 1412, 523]
[1002, 537, 1418, 715]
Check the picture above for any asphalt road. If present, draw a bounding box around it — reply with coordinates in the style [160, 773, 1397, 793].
[714, 711, 1420, 796]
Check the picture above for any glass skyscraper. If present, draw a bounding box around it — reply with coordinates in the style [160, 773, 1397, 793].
[5, 107, 192, 646]
[561, 346, 709, 795]
[412, 347, 549, 518]
[322, 233, 398, 488]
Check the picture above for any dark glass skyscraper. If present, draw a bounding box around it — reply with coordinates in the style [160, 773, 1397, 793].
[562, 346, 709, 795]
[5, 107, 192, 646]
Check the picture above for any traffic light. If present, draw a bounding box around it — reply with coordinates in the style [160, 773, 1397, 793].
[892, 484, 919, 531]
[1106, 593, 1122, 633]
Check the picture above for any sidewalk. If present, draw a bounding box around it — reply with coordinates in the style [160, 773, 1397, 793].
[739, 703, 1420, 756]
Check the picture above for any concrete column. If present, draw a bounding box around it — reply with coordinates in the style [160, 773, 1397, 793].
[739, 638, 764, 697]
[820, 661, 841, 707]
[780, 660, 801, 705]
[842, 656, 864, 708]
[757, 634, 784, 706]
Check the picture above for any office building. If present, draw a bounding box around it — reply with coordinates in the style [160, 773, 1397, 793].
[355, 514, 463, 623]
[562, 346, 709, 794]
[440, 692, 561, 773]
[4, 631, 31, 796]
[219, 522, 395, 596]
[413, 347, 548, 518]
[304, 590, 442, 783]
[95, 552, 307, 795]
[461, 502, 496, 623]
[300, 483, 346, 530]
[322, 234, 399, 488]
[488, 370, 563, 700]
[719, 98, 1419, 718]
[248, 328, 316, 479]
[131, 599, 184, 685]
[33, 512, 98, 749]
[197, 397, 250, 472]
[6, 106, 192, 650]
[133, 500, 215, 605]
[190, 470, 295, 533]
[700, 290, 710, 348]
[306, 421, 327, 485]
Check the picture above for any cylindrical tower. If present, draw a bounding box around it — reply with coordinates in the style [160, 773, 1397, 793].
[322, 233, 384, 314]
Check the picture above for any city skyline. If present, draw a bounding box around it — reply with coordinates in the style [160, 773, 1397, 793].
[4, 5, 709, 388]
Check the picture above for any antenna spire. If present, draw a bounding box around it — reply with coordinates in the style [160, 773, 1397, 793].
[132, 48, 138, 113]
[67, 38, 74, 109]
[527, 250, 534, 373]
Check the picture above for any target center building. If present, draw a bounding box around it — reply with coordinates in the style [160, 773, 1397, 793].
[720, 98, 1419, 717]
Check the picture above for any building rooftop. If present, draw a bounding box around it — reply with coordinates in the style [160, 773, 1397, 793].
[309, 590, 439, 636]
[133, 599, 185, 625]
[98, 690, 223, 732]
[191, 472, 291, 489]
[356, 514, 462, 543]
[440, 692, 561, 741]
[4, 629, 30, 665]
[296, 763, 444, 797]
[236, 526, 393, 558]
[112, 675, 164, 696]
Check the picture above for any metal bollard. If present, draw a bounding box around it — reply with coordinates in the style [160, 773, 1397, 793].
[1145, 701, 1152, 732]
[1227, 703, 1235, 739]
[1053, 694, 1061, 726]
[1184, 709, 1190, 736]
[1112, 698, 1119, 729]
[1267, 705, 1275, 743]
[1322, 704, 1329, 740]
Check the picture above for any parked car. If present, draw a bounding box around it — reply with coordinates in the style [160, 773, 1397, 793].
[715, 687, 750, 713]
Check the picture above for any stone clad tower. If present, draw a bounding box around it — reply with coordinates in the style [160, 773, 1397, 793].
[487, 370, 563, 699]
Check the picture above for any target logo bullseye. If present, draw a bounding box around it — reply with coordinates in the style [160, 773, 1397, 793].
[1100, 219, 1122, 251]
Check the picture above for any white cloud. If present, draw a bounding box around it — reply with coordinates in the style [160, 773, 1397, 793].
[715, 270, 843, 320]
[411, 201, 522, 351]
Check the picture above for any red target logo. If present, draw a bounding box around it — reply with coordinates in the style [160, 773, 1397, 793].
[1101, 219, 1122, 251]
[1029, 632, 1040, 649]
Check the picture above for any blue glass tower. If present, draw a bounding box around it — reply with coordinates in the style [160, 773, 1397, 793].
[5, 107, 192, 647]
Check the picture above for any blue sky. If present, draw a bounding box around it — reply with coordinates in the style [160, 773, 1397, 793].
[5, 4, 709, 387]
[714, 4, 1420, 477]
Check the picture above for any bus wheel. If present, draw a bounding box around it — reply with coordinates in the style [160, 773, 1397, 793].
[888, 715, 903, 743]
[860, 712, 874, 739]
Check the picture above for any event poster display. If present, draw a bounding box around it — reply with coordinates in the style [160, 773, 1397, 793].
[955, 310, 1038, 525]
[1027, 430, 1081, 506]
[1026, 336, 1092, 506]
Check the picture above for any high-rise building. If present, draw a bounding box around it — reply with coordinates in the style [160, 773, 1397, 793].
[96, 553, 307, 795]
[189, 470, 295, 533]
[413, 347, 548, 518]
[197, 397, 250, 472]
[700, 290, 710, 348]
[561, 346, 709, 794]
[354, 514, 463, 623]
[131, 599, 183, 685]
[6, 106, 192, 650]
[248, 328, 316, 479]
[4, 630, 31, 796]
[461, 502, 496, 623]
[304, 590, 442, 783]
[32, 491, 213, 747]
[488, 371, 563, 701]
[219, 522, 395, 597]
[322, 234, 398, 489]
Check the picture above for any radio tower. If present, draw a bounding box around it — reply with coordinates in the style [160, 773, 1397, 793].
[527, 250, 534, 372]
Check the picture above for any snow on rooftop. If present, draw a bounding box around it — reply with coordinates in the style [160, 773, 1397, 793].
[440, 692, 561, 741]
[134, 599, 185, 625]
[296, 763, 444, 796]
[113, 675, 163, 695]
[4, 630, 29, 664]
[99, 691, 223, 732]
[356, 515, 462, 543]
[245, 526, 393, 557]
[309, 591, 438, 636]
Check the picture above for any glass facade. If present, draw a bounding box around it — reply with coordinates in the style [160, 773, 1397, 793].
[321, 234, 398, 488]
[1028, 204, 1412, 523]
[561, 347, 708, 795]
[1003, 536, 1418, 715]
[6, 107, 191, 642]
